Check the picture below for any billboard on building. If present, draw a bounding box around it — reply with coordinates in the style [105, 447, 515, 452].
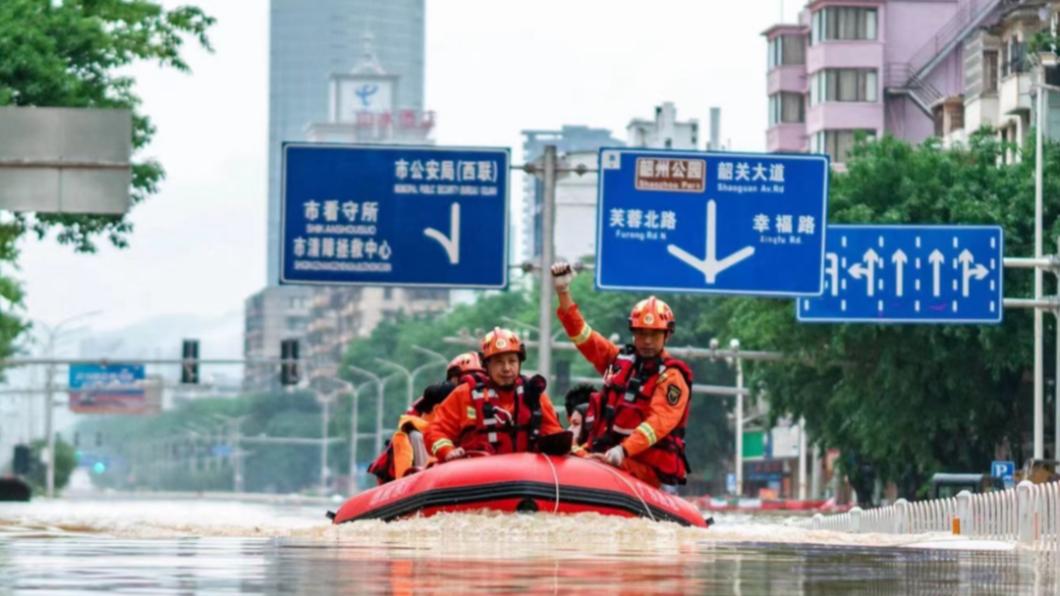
[68, 364, 148, 414]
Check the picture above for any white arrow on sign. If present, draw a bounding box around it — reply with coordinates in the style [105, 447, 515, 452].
[958, 249, 989, 297]
[848, 248, 883, 297]
[928, 249, 945, 297]
[825, 253, 839, 297]
[667, 199, 755, 284]
[891, 249, 908, 297]
[424, 202, 461, 265]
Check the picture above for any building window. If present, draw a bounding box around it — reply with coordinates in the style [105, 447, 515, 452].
[768, 34, 806, 69]
[811, 7, 877, 44]
[769, 92, 806, 125]
[983, 50, 998, 93]
[810, 69, 878, 105]
[1001, 37, 1026, 77]
[811, 129, 876, 163]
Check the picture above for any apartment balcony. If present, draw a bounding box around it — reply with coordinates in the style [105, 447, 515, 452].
[767, 124, 808, 153]
[807, 41, 884, 73]
[999, 71, 1033, 119]
[806, 102, 884, 135]
[768, 66, 807, 95]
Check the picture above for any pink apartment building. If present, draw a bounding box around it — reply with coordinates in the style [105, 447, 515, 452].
[765, 0, 1010, 164]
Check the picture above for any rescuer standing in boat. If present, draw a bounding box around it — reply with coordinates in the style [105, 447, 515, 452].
[551, 262, 692, 493]
[427, 328, 565, 461]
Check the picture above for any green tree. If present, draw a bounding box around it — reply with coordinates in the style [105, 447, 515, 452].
[0, 0, 214, 361]
[26, 437, 76, 494]
[708, 133, 1060, 502]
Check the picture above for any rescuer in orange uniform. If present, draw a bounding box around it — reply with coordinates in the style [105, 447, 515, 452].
[426, 328, 565, 461]
[368, 352, 485, 484]
[551, 262, 693, 492]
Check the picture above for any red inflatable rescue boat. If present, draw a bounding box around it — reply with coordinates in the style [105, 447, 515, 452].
[328, 453, 707, 527]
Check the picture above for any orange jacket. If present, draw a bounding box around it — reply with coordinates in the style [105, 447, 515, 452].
[426, 381, 565, 461]
[557, 302, 690, 459]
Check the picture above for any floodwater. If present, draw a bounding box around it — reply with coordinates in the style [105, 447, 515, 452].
[0, 497, 1056, 594]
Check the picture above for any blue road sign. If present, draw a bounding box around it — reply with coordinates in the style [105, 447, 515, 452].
[68, 363, 145, 414]
[797, 225, 1004, 324]
[280, 143, 509, 288]
[595, 149, 830, 296]
[992, 460, 1016, 489]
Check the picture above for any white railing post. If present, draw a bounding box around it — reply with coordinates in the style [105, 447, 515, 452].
[850, 507, 863, 533]
[811, 513, 823, 530]
[956, 490, 973, 536]
[1019, 480, 1038, 545]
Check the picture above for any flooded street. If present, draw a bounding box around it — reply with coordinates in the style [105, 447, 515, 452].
[0, 498, 1055, 594]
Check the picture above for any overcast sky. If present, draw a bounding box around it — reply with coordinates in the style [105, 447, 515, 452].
[17, 0, 804, 339]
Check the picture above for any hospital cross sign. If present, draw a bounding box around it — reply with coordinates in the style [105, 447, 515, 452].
[280, 143, 509, 288]
[595, 149, 830, 296]
[796, 225, 1004, 323]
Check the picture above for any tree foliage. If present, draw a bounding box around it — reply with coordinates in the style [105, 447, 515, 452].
[708, 133, 1060, 500]
[0, 0, 213, 362]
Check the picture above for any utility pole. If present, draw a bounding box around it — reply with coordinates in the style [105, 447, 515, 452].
[537, 145, 557, 384]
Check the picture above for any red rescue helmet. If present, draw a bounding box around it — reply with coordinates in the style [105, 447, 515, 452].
[628, 296, 675, 334]
[446, 351, 483, 378]
[479, 327, 526, 362]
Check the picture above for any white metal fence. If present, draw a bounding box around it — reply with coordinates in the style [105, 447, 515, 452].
[811, 480, 1060, 548]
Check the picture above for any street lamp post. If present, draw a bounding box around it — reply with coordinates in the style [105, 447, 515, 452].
[345, 364, 385, 456]
[411, 344, 449, 365]
[36, 310, 101, 497]
[375, 358, 413, 406]
[729, 338, 744, 498]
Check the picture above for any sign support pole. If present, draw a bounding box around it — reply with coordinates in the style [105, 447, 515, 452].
[734, 345, 744, 497]
[538, 145, 557, 384]
[45, 360, 55, 498]
[1035, 83, 1045, 461]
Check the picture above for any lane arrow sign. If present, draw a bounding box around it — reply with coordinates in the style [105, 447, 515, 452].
[424, 202, 461, 265]
[928, 249, 945, 297]
[667, 199, 755, 284]
[959, 249, 989, 297]
[891, 249, 908, 297]
[848, 248, 883, 297]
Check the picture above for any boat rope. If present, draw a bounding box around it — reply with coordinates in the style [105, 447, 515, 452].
[541, 454, 561, 513]
[592, 458, 656, 522]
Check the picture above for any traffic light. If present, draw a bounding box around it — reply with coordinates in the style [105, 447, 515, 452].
[280, 339, 300, 386]
[12, 444, 30, 475]
[181, 339, 200, 384]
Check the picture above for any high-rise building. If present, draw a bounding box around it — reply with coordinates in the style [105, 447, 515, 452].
[626, 102, 700, 150]
[764, 1, 1060, 165]
[763, 0, 1003, 164]
[520, 126, 623, 264]
[267, 0, 425, 286]
[248, 9, 443, 388]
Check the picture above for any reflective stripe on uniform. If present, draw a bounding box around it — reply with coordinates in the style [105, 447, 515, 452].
[570, 323, 593, 345]
[635, 422, 658, 445]
[431, 438, 454, 454]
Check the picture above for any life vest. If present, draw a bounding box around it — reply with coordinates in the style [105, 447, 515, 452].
[368, 415, 430, 485]
[586, 346, 693, 485]
[456, 372, 547, 455]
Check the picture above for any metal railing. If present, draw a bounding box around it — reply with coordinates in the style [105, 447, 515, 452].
[812, 480, 1060, 549]
[904, 0, 1002, 82]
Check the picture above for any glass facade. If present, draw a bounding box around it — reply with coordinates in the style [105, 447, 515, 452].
[266, 0, 425, 285]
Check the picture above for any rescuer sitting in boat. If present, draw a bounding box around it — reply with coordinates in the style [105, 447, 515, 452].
[551, 262, 693, 493]
[426, 328, 566, 461]
[564, 383, 596, 446]
[368, 352, 485, 484]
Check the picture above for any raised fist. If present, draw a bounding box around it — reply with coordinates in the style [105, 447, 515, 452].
[551, 262, 574, 291]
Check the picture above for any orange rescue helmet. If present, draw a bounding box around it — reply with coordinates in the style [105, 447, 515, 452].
[479, 327, 526, 362]
[628, 296, 675, 334]
[446, 351, 483, 378]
